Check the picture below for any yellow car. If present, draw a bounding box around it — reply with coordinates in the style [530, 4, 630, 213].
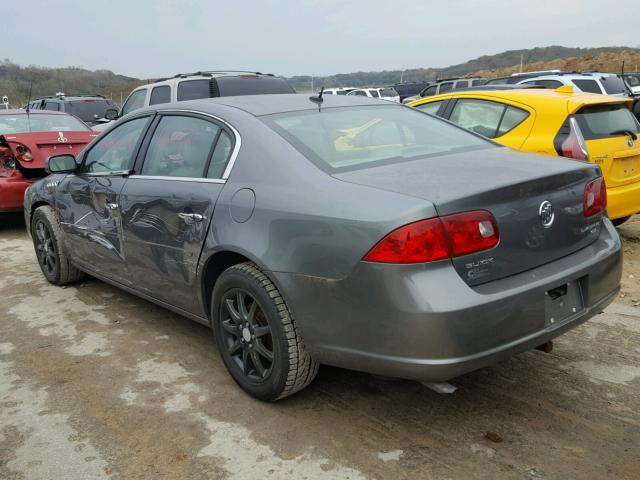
[408, 86, 640, 224]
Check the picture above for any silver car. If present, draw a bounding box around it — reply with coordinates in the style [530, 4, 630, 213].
[25, 94, 621, 401]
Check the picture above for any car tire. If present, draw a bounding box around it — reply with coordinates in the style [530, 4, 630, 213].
[612, 216, 631, 227]
[31, 206, 84, 285]
[211, 262, 318, 401]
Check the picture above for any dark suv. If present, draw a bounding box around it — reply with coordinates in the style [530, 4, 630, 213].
[28, 94, 117, 126]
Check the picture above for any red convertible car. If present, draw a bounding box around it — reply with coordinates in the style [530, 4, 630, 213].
[0, 110, 98, 212]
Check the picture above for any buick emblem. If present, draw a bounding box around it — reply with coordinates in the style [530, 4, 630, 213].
[539, 200, 554, 228]
[628, 138, 634, 148]
[57, 131, 68, 143]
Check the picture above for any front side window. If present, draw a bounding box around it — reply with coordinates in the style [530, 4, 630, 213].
[415, 100, 444, 116]
[370, 90, 380, 98]
[264, 105, 492, 172]
[422, 85, 438, 96]
[354, 90, 367, 96]
[122, 90, 147, 116]
[82, 117, 148, 173]
[141, 115, 220, 178]
[572, 79, 603, 94]
[379, 88, 397, 97]
[449, 99, 528, 138]
[177, 80, 210, 102]
[149, 86, 171, 106]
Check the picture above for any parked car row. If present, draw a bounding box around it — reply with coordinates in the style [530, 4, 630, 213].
[1, 65, 635, 402]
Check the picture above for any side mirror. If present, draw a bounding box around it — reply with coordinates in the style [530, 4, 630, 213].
[104, 108, 119, 121]
[46, 154, 78, 174]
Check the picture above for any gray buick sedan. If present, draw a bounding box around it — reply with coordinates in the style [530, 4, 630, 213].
[25, 94, 622, 401]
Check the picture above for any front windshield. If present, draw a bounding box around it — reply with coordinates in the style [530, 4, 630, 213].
[0, 113, 90, 134]
[264, 105, 493, 172]
[65, 99, 115, 122]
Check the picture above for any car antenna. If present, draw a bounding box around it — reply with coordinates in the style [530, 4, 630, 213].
[309, 87, 324, 111]
[26, 81, 33, 131]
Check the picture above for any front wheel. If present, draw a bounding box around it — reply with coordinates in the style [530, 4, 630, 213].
[31, 206, 84, 285]
[211, 262, 318, 401]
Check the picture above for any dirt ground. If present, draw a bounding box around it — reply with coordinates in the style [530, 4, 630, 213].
[1, 213, 639, 480]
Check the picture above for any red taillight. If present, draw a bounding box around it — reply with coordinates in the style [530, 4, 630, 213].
[583, 177, 607, 217]
[560, 117, 589, 161]
[363, 218, 450, 263]
[363, 210, 499, 264]
[441, 210, 500, 257]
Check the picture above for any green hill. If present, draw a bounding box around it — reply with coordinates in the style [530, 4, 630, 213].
[0, 60, 141, 106]
[287, 46, 640, 91]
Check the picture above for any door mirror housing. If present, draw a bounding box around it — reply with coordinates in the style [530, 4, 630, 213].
[104, 108, 119, 120]
[46, 154, 78, 174]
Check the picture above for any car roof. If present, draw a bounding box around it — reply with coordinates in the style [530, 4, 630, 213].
[411, 87, 633, 113]
[147, 93, 391, 117]
[0, 109, 70, 116]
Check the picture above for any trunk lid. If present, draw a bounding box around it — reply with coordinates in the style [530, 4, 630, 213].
[0, 131, 98, 169]
[334, 147, 603, 285]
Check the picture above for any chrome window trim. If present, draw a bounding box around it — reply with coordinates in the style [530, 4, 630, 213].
[156, 108, 241, 180]
[127, 175, 225, 184]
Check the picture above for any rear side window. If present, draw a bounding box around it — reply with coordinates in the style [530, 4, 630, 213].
[574, 104, 640, 140]
[43, 102, 59, 111]
[370, 90, 379, 98]
[599, 76, 627, 95]
[415, 100, 444, 116]
[471, 79, 484, 86]
[215, 76, 295, 96]
[149, 85, 171, 106]
[572, 79, 602, 94]
[522, 79, 563, 89]
[177, 80, 211, 101]
[449, 99, 529, 138]
[206, 131, 233, 179]
[122, 90, 147, 116]
[141, 115, 220, 178]
[455, 80, 469, 88]
[439, 82, 454, 93]
[354, 90, 367, 96]
[485, 78, 508, 85]
[380, 88, 397, 97]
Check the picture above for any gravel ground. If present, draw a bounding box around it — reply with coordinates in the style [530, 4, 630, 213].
[1, 213, 639, 480]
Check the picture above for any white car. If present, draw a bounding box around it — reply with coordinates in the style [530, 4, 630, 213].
[347, 88, 399, 102]
[322, 87, 356, 95]
[622, 73, 640, 95]
[512, 72, 631, 97]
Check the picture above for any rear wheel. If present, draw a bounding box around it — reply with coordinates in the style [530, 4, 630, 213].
[211, 262, 318, 401]
[612, 216, 631, 227]
[31, 206, 84, 285]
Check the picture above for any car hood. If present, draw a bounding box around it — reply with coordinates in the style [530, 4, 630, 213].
[0, 131, 98, 169]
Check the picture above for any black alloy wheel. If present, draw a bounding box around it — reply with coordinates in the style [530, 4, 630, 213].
[219, 288, 274, 381]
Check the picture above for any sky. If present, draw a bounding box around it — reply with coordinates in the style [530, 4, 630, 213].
[3, 0, 639, 79]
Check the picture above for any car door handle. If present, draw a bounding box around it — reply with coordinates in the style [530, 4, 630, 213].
[178, 212, 205, 224]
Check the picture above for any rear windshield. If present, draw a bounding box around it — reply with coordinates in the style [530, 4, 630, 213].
[0, 113, 90, 134]
[216, 76, 295, 96]
[263, 105, 493, 172]
[65, 99, 115, 122]
[599, 76, 627, 95]
[574, 104, 640, 140]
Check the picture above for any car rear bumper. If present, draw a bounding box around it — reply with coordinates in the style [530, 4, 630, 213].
[607, 180, 640, 220]
[272, 218, 622, 382]
[0, 173, 30, 212]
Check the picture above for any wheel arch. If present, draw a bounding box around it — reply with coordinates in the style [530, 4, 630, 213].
[200, 248, 282, 323]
